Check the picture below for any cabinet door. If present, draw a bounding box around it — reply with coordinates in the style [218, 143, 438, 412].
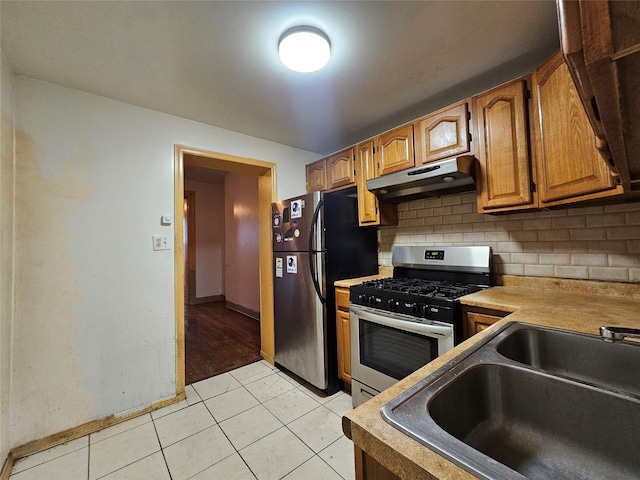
[532, 51, 621, 205]
[355, 141, 399, 227]
[356, 141, 380, 225]
[336, 309, 351, 383]
[474, 78, 536, 213]
[335, 287, 352, 384]
[327, 148, 356, 190]
[376, 124, 415, 176]
[414, 100, 470, 164]
[306, 159, 327, 192]
[558, 0, 640, 192]
[466, 312, 500, 337]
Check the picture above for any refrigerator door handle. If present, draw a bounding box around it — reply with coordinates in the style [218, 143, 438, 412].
[308, 199, 326, 304]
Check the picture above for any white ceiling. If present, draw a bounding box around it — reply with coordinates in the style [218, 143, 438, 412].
[1, 1, 559, 156]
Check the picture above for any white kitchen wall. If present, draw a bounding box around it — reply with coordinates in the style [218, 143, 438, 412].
[9, 77, 317, 449]
[0, 52, 16, 465]
[224, 172, 260, 317]
[184, 179, 226, 299]
[380, 192, 640, 282]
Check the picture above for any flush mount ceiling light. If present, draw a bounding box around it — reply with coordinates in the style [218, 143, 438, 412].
[278, 27, 331, 73]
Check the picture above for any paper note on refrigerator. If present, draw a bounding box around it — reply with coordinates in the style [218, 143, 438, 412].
[291, 199, 303, 219]
[286, 255, 297, 274]
[275, 257, 283, 278]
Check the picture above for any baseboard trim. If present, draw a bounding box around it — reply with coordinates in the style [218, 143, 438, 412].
[0, 452, 14, 480]
[192, 294, 224, 305]
[225, 301, 260, 321]
[261, 350, 275, 365]
[9, 391, 185, 464]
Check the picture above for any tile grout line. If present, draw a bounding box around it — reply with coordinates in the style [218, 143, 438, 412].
[281, 416, 349, 480]
[199, 383, 260, 480]
[150, 415, 173, 480]
[196, 364, 348, 479]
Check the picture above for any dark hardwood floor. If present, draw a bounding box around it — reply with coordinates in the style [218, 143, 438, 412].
[185, 301, 261, 385]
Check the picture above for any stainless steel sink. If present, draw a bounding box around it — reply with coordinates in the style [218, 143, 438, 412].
[381, 322, 640, 480]
[495, 325, 640, 398]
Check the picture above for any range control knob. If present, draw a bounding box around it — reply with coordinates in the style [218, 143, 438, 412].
[402, 302, 414, 315]
[357, 294, 371, 305]
[413, 303, 427, 316]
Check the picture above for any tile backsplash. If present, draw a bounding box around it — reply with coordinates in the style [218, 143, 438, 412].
[378, 192, 640, 283]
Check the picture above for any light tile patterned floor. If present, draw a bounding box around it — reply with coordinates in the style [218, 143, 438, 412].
[10, 361, 355, 480]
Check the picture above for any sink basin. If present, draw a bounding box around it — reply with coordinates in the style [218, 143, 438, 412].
[381, 323, 640, 480]
[496, 325, 640, 398]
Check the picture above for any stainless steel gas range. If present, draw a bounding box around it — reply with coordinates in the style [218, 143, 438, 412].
[349, 245, 492, 407]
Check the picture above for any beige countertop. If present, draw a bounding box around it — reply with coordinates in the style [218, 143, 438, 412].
[334, 267, 393, 288]
[342, 277, 640, 480]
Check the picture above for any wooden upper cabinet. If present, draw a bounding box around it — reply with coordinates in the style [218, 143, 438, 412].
[355, 140, 398, 227]
[356, 141, 379, 225]
[414, 100, 471, 164]
[306, 158, 327, 193]
[474, 78, 536, 213]
[531, 51, 621, 205]
[558, 0, 640, 192]
[376, 124, 415, 176]
[326, 147, 356, 190]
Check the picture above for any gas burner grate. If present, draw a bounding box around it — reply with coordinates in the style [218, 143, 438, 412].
[361, 278, 483, 300]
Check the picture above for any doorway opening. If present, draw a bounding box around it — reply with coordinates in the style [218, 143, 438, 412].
[174, 145, 276, 395]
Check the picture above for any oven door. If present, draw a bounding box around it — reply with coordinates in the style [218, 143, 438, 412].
[350, 304, 454, 406]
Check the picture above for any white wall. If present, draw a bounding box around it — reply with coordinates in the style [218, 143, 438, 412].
[0, 52, 16, 464]
[10, 77, 316, 448]
[224, 173, 260, 315]
[184, 179, 225, 299]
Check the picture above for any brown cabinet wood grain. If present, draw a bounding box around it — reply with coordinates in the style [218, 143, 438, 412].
[376, 124, 415, 176]
[355, 140, 398, 227]
[327, 147, 356, 190]
[306, 159, 327, 193]
[414, 100, 471, 164]
[474, 78, 536, 213]
[354, 446, 400, 480]
[335, 287, 352, 385]
[558, 0, 640, 192]
[531, 51, 622, 206]
[463, 306, 509, 339]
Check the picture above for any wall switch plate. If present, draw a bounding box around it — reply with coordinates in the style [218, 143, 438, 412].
[152, 235, 170, 251]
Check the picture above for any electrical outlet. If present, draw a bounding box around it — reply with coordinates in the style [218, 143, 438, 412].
[152, 235, 170, 251]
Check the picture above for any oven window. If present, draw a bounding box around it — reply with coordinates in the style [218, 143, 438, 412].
[359, 319, 438, 381]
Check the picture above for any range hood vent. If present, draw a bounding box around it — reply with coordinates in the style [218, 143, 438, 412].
[367, 155, 476, 202]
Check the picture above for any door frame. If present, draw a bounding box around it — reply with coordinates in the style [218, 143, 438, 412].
[174, 145, 276, 395]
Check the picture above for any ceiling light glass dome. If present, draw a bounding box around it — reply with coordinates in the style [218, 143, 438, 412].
[279, 27, 331, 73]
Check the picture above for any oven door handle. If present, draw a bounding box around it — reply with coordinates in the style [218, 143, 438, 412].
[350, 305, 453, 337]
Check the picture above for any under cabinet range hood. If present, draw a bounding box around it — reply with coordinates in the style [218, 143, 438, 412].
[367, 155, 476, 202]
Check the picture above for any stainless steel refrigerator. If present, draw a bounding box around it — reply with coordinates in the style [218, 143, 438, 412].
[272, 190, 378, 393]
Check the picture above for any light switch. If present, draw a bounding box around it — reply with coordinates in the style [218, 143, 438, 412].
[152, 235, 170, 251]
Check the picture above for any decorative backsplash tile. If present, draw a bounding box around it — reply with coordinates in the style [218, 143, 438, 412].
[378, 192, 640, 283]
